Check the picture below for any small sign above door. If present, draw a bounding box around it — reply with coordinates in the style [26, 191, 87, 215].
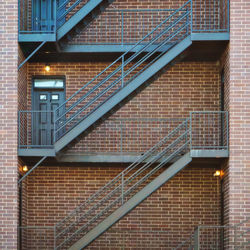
[34, 79, 64, 89]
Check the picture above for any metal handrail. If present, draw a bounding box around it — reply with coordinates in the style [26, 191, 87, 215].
[55, 119, 189, 230]
[174, 233, 194, 250]
[56, 128, 189, 239]
[55, 120, 190, 248]
[54, 0, 191, 114]
[57, 0, 90, 23]
[53, 1, 192, 142]
[54, 15, 189, 134]
[193, 218, 250, 250]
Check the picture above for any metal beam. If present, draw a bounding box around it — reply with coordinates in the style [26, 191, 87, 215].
[18, 41, 46, 70]
[191, 32, 230, 41]
[190, 149, 229, 158]
[18, 148, 56, 157]
[18, 156, 47, 184]
[61, 44, 172, 53]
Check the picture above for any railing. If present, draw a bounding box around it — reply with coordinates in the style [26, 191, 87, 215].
[193, 218, 250, 249]
[18, 226, 55, 250]
[56, 0, 90, 28]
[190, 111, 229, 150]
[18, 111, 228, 153]
[18, 0, 57, 35]
[76, 0, 229, 45]
[18, 111, 229, 249]
[174, 233, 194, 250]
[54, 118, 190, 249]
[18, 0, 229, 38]
[18, 111, 55, 149]
[53, 0, 192, 143]
[192, 0, 229, 32]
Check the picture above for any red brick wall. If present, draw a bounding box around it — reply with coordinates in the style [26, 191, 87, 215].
[21, 164, 221, 249]
[0, 0, 19, 248]
[223, 0, 250, 247]
[27, 61, 220, 154]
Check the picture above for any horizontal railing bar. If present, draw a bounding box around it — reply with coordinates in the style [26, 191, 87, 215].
[18, 226, 54, 229]
[55, 119, 189, 230]
[62, 139, 189, 247]
[55, 12, 190, 132]
[57, 128, 189, 243]
[191, 111, 227, 114]
[54, 22, 189, 133]
[54, 0, 191, 115]
[106, 9, 181, 12]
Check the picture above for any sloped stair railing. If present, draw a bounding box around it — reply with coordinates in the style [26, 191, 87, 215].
[53, 0, 192, 145]
[54, 118, 191, 249]
[18, 0, 192, 151]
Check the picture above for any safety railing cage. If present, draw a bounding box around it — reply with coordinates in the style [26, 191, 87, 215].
[18, 0, 229, 38]
[18, 111, 228, 153]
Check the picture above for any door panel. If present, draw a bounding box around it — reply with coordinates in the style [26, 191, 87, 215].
[32, 0, 55, 31]
[33, 89, 65, 146]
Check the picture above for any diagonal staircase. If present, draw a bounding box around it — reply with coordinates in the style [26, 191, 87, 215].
[54, 118, 192, 249]
[52, 0, 192, 153]
[57, 0, 115, 42]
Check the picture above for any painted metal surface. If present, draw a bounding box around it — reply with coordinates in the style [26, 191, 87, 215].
[57, 0, 103, 40]
[53, 2, 192, 151]
[54, 37, 192, 152]
[18, 0, 229, 42]
[54, 119, 191, 248]
[69, 153, 192, 249]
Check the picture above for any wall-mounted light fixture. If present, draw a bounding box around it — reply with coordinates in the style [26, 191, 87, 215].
[45, 64, 51, 72]
[22, 165, 28, 172]
[213, 170, 224, 179]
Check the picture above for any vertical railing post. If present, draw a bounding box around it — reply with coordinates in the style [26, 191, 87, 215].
[194, 227, 200, 250]
[121, 55, 124, 88]
[54, 226, 56, 250]
[120, 120, 123, 154]
[190, 0, 193, 33]
[227, 0, 230, 32]
[121, 172, 124, 205]
[226, 111, 229, 150]
[18, 111, 21, 149]
[121, 10, 124, 46]
[53, 110, 56, 144]
[54, 0, 57, 33]
[234, 225, 238, 250]
[190, 112, 192, 150]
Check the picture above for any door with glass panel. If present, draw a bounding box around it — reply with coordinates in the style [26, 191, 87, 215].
[32, 78, 65, 146]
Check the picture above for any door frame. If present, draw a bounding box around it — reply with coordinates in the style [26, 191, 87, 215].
[32, 75, 66, 146]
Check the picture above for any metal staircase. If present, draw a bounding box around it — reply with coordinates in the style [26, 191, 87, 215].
[18, 0, 193, 155]
[54, 119, 192, 249]
[53, 0, 192, 153]
[57, 0, 114, 42]
[18, 0, 114, 42]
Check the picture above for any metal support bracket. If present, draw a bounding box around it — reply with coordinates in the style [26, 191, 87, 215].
[18, 156, 47, 184]
[18, 41, 46, 70]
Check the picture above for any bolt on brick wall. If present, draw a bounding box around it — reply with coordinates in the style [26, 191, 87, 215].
[21, 164, 221, 249]
[0, 0, 19, 248]
[27, 61, 220, 154]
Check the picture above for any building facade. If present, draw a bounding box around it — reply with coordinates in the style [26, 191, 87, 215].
[0, 0, 249, 249]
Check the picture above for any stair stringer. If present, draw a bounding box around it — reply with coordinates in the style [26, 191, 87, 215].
[57, 0, 110, 41]
[69, 152, 192, 250]
[54, 36, 192, 153]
